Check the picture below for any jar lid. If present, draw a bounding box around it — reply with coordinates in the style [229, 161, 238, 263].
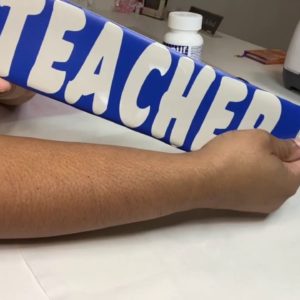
[168, 12, 203, 31]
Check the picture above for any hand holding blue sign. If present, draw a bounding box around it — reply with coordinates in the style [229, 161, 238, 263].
[192, 130, 300, 214]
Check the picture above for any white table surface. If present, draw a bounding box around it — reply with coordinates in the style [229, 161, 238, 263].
[1, 11, 300, 300]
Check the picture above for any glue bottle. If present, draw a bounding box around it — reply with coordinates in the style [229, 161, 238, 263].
[164, 11, 203, 61]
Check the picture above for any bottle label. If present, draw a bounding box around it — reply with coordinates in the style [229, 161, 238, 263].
[164, 42, 202, 61]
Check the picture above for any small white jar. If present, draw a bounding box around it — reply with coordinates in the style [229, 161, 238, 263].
[164, 11, 203, 61]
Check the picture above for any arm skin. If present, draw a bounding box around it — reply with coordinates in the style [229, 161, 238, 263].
[0, 80, 300, 239]
[0, 135, 210, 238]
[0, 129, 299, 239]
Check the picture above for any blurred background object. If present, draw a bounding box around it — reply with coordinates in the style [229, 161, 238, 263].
[141, 0, 168, 19]
[190, 6, 223, 35]
[167, 0, 300, 51]
[283, 20, 300, 91]
[114, 0, 139, 13]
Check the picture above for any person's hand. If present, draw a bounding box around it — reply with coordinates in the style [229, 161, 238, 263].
[188, 130, 300, 214]
[0, 78, 35, 105]
[0, 78, 12, 93]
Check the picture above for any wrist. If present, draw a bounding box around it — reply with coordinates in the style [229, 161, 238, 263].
[171, 151, 215, 212]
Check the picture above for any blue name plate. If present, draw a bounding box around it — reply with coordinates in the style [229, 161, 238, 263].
[0, 0, 299, 151]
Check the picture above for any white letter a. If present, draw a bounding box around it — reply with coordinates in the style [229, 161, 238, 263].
[65, 22, 123, 115]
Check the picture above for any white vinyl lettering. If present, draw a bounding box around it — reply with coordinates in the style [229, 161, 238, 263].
[28, 0, 86, 93]
[120, 43, 172, 128]
[65, 22, 123, 115]
[152, 60, 216, 147]
[191, 76, 248, 150]
[238, 89, 282, 131]
[0, 0, 45, 76]
[0, 0, 290, 152]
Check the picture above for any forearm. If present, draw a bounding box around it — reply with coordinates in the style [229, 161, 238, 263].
[0, 135, 209, 239]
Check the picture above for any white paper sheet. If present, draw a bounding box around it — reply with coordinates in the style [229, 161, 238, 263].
[0, 246, 48, 299]
[17, 192, 300, 300]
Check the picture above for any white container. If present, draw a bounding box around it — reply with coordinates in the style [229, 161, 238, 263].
[164, 11, 203, 61]
[283, 20, 300, 91]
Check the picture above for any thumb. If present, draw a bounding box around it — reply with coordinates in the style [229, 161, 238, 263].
[0, 78, 12, 93]
[271, 136, 300, 181]
[270, 136, 300, 162]
[287, 139, 300, 180]
[287, 160, 300, 180]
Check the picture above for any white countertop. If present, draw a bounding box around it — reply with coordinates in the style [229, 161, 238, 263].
[1, 11, 300, 300]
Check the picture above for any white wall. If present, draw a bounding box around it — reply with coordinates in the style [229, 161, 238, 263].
[167, 0, 300, 50]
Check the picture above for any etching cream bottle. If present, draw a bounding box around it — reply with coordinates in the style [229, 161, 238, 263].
[164, 11, 203, 61]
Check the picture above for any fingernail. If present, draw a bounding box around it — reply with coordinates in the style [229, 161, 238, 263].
[0, 86, 9, 92]
[0, 81, 11, 93]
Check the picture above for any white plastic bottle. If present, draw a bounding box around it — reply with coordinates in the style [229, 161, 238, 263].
[164, 11, 203, 61]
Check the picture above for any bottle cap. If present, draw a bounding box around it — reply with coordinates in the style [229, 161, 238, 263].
[168, 11, 203, 31]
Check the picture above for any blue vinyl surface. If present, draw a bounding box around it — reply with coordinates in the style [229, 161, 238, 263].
[0, 0, 299, 151]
